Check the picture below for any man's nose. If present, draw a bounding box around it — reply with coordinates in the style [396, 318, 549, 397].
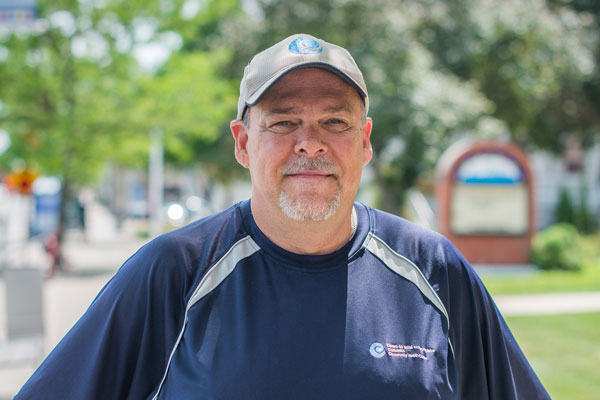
[294, 124, 327, 157]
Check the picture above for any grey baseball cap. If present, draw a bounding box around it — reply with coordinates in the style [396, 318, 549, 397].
[236, 33, 369, 120]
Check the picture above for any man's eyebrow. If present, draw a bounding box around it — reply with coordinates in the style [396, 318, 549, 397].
[265, 107, 301, 116]
[322, 105, 352, 113]
[265, 104, 352, 116]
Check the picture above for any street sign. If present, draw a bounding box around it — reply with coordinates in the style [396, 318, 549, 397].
[3, 168, 39, 195]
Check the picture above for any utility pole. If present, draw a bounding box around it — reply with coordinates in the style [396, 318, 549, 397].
[148, 127, 164, 238]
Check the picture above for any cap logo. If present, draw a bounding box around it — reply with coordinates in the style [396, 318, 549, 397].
[288, 37, 323, 54]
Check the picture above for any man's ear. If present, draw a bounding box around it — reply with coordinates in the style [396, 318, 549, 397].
[362, 117, 373, 166]
[230, 119, 250, 168]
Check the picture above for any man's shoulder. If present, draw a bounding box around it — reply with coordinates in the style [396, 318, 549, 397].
[131, 202, 250, 276]
[160, 202, 247, 245]
[366, 205, 448, 246]
[362, 205, 465, 276]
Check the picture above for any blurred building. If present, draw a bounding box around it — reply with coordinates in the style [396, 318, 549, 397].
[0, 0, 37, 27]
[531, 143, 600, 230]
[97, 165, 251, 233]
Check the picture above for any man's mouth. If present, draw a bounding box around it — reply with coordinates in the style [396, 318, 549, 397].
[281, 157, 338, 179]
[286, 170, 334, 179]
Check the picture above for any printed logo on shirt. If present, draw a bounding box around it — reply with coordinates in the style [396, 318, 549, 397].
[369, 342, 386, 358]
[369, 342, 436, 360]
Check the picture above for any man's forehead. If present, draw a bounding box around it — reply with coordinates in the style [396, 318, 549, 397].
[268, 67, 356, 93]
[257, 68, 363, 108]
[261, 103, 355, 117]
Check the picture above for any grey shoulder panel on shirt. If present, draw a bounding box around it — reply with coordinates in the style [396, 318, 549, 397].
[152, 235, 260, 400]
[187, 235, 261, 309]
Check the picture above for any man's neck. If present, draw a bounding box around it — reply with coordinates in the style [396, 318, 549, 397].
[250, 200, 357, 255]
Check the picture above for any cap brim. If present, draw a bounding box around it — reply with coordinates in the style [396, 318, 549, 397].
[244, 62, 368, 112]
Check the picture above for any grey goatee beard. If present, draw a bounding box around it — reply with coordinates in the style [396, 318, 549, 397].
[279, 157, 341, 221]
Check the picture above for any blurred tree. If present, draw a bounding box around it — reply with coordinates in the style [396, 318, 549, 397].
[548, 0, 600, 140]
[418, 0, 598, 154]
[0, 0, 141, 267]
[121, 0, 245, 196]
[0, 0, 240, 266]
[158, 0, 249, 185]
[128, 49, 238, 172]
[418, 0, 599, 230]
[555, 188, 576, 225]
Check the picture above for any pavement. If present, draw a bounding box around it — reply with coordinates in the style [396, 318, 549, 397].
[0, 202, 599, 399]
[0, 202, 149, 399]
[493, 291, 600, 316]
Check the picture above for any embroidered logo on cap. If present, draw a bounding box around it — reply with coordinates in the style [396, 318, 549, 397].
[288, 37, 323, 54]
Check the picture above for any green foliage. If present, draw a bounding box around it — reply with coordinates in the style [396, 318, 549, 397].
[555, 188, 576, 225]
[419, 0, 598, 154]
[530, 223, 583, 271]
[0, 0, 137, 183]
[574, 185, 598, 234]
[555, 187, 598, 234]
[129, 50, 237, 167]
[0, 0, 243, 176]
[0, 0, 244, 251]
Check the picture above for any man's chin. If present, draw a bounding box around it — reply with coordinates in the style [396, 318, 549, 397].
[279, 193, 340, 221]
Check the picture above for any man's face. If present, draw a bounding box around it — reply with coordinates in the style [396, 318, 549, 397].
[231, 68, 372, 221]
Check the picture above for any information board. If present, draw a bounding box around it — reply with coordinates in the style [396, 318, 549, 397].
[450, 152, 528, 235]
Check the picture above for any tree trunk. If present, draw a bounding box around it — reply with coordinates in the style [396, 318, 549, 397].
[53, 179, 71, 273]
[374, 168, 405, 216]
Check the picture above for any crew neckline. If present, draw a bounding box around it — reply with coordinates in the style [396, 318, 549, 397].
[239, 200, 370, 269]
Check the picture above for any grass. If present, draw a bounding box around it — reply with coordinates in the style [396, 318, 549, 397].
[506, 312, 600, 400]
[482, 264, 600, 295]
[481, 234, 600, 295]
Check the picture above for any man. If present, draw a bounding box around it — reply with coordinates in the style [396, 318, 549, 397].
[16, 34, 550, 399]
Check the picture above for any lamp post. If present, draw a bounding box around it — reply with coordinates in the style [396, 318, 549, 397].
[148, 126, 164, 238]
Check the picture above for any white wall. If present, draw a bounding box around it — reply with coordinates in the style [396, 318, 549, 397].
[530, 143, 600, 230]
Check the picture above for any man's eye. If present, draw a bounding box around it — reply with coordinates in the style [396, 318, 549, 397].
[268, 120, 297, 133]
[324, 119, 349, 132]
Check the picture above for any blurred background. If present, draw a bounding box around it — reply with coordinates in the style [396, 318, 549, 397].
[0, 0, 599, 398]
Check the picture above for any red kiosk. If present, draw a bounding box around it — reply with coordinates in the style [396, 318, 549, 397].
[436, 140, 535, 264]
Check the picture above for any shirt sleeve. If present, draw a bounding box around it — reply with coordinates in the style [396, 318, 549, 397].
[14, 236, 190, 400]
[443, 245, 551, 400]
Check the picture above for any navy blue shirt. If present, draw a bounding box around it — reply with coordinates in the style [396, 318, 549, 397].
[16, 200, 549, 399]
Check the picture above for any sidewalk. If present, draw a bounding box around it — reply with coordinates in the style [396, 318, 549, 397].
[0, 233, 149, 399]
[494, 292, 600, 316]
[0, 201, 149, 399]
[474, 265, 600, 315]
